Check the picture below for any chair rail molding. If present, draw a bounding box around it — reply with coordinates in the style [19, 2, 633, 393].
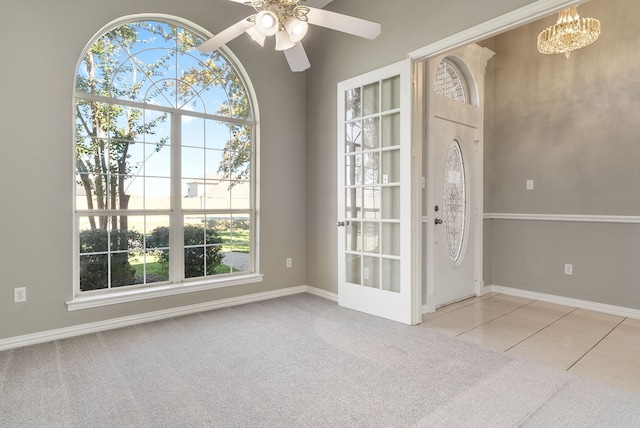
[484, 213, 640, 224]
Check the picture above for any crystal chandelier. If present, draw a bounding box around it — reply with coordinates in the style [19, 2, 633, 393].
[537, 6, 601, 58]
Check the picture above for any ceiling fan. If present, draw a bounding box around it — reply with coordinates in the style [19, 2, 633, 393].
[197, 0, 381, 72]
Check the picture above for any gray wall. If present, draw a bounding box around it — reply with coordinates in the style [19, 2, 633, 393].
[304, 0, 540, 295]
[485, 0, 640, 308]
[0, 0, 307, 340]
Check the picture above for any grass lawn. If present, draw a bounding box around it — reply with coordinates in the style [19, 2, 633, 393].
[220, 229, 250, 253]
[130, 252, 236, 277]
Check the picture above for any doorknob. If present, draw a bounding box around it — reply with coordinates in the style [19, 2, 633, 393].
[434, 218, 443, 225]
[337, 221, 350, 227]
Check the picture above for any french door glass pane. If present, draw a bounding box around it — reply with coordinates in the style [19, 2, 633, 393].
[346, 221, 361, 252]
[345, 121, 362, 152]
[382, 149, 400, 184]
[363, 117, 380, 149]
[345, 88, 361, 120]
[363, 152, 379, 185]
[382, 75, 401, 111]
[363, 222, 380, 253]
[382, 223, 400, 256]
[363, 187, 380, 219]
[345, 187, 362, 219]
[382, 258, 401, 293]
[363, 83, 379, 116]
[346, 254, 361, 285]
[382, 186, 400, 219]
[363, 256, 380, 289]
[382, 113, 401, 147]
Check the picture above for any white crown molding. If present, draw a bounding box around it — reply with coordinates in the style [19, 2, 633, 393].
[409, 0, 588, 60]
[1, 286, 336, 352]
[484, 213, 640, 224]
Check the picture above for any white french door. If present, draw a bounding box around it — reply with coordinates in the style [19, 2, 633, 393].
[337, 60, 419, 325]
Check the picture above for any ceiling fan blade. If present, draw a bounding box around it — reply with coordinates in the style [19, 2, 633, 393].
[307, 8, 381, 40]
[197, 17, 255, 52]
[284, 43, 311, 72]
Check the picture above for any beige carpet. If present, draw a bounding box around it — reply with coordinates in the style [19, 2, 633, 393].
[1, 294, 639, 427]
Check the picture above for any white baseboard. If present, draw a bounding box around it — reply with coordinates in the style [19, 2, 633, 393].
[306, 286, 338, 302]
[489, 285, 640, 320]
[422, 285, 640, 320]
[0, 285, 337, 352]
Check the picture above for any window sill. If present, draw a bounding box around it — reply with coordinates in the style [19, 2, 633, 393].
[66, 274, 264, 311]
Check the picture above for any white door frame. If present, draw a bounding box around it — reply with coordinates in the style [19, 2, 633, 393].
[408, 0, 589, 314]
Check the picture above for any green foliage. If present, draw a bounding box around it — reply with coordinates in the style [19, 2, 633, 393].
[79, 228, 142, 291]
[147, 224, 224, 278]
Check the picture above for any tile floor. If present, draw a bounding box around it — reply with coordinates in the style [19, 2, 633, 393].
[422, 292, 640, 394]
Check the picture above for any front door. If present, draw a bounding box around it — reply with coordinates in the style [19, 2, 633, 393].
[337, 59, 419, 325]
[425, 45, 494, 309]
[431, 119, 478, 307]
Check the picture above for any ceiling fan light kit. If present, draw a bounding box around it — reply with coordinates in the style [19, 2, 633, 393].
[197, 0, 382, 72]
[255, 9, 279, 36]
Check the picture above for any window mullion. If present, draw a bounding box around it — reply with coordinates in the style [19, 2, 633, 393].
[170, 112, 184, 283]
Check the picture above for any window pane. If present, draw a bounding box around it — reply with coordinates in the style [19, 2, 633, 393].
[182, 116, 205, 148]
[144, 142, 171, 177]
[184, 246, 205, 279]
[206, 120, 232, 151]
[79, 221, 108, 253]
[182, 146, 205, 179]
[79, 254, 108, 291]
[212, 215, 251, 274]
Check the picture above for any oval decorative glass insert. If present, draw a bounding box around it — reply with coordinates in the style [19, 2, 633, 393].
[444, 140, 466, 263]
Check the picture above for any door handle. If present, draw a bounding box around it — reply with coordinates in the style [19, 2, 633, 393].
[337, 221, 350, 227]
[434, 218, 443, 225]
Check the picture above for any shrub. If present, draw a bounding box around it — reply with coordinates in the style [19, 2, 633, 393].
[147, 224, 224, 278]
[79, 228, 142, 291]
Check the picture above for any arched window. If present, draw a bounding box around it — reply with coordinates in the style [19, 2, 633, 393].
[434, 58, 468, 104]
[74, 17, 258, 301]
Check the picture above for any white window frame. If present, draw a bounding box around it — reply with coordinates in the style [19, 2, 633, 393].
[68, 15, 262, 311]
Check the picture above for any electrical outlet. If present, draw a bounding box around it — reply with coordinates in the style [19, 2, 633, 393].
[286, 258, 292, 268]
[14, 287, 26, 303]
[364, 268, 370, 280]
[526, 180, 534, 190]
[564, 264, 573, 275]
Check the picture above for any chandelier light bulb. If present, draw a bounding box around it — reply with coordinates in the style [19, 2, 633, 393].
[285, 17, 308, 43]
[255, 10, 279, 36]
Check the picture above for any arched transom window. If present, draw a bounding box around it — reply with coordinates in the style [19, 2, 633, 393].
[74, 18, 257, 299]
[434, 59, 468, 104]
